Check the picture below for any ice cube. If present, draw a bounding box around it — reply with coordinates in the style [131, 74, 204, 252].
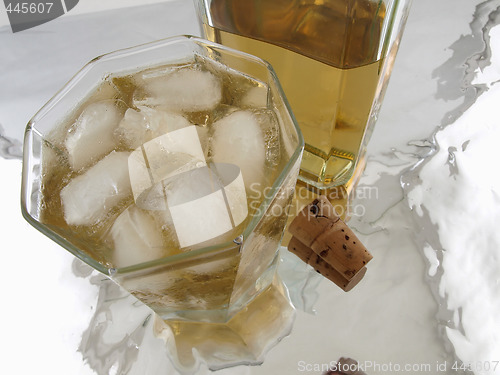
[210, 162, 248, 228]
[65, 101, 123, 171]
[60, 151, 132, 226]
[148, 208, 181, 253]
[165, 167, 232, 248]
[135, 63, 192, 83]
[163, 165, 248, 248]
[115, 108, 147, 150]
[117, 106, 192, 149]
[140, 106, 191, 133]
[240, 84, 269, 108]
[128, 126, 207, 210]
[135, 68, 222, 112]
[109, 205, 165, 268]
[211, 110, 266, 191]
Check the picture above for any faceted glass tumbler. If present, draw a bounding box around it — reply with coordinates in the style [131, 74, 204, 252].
[21, 35, 304, 323]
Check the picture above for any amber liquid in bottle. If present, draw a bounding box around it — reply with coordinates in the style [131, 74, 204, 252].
[203, 0, 385, 188]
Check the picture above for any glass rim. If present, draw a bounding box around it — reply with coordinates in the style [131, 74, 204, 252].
[21, 35, 304, 276]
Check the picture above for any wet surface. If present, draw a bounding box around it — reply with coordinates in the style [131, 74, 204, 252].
[402, 1, 500, 371]
[0, 123, 22, 159]
[2, 0, 500, 374]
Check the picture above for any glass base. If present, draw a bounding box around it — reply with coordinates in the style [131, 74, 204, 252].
[153, 274, 295, 372]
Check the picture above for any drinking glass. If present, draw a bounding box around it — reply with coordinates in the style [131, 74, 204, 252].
[21, 35, 304, 323]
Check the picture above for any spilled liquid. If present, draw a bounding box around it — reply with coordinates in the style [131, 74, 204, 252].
[0, 124, 22, 160]
[402, 3, 500, 373]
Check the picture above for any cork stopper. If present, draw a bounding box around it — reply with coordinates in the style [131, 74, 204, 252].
[287, 196, 372, 291]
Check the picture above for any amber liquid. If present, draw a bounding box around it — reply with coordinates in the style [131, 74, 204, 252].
[203, 0, 385, 188]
